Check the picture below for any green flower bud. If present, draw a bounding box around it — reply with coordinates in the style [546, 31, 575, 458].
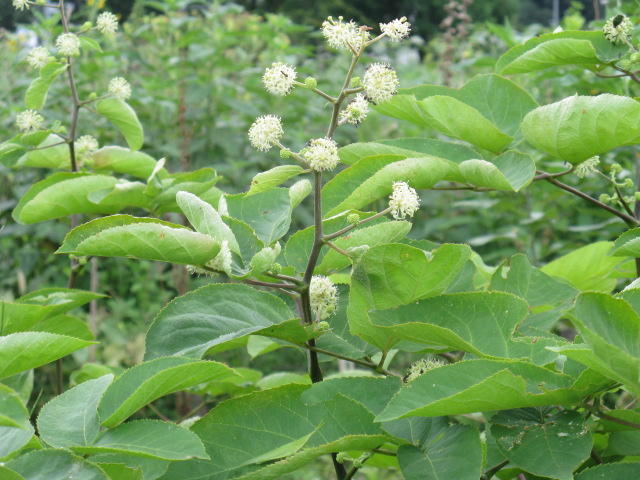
[36, 0, 46, 5]
[269, 263, 282, 274]
[623, 178, 634, 189]
[88, 92, 98, 100]
[351, 76, 362, 88]
[280, 148, 292, 159]
[635, 192, 640, 201]
[599, 193, 612, 203]
[315, 321, 330, 333]
[347, 213, 360, 224]
[81, 21, 93, 31]
[610, 163, 623, 175]
[335, 452, 348, 464]
[304, 77, 317, 89]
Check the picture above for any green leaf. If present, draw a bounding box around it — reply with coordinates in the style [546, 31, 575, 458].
[541, 242, 622, 292]
[376, 359, 610, 421]
[153, 168, 220, 215]
[25, 62, 67, 110]
[459, 150, 535, 192]
[0, 332, 94, 379]
[12, 173, 123, 224]
[16, 134, 70, 169]
[57, 215, 220, 266]
[86, 179, 154, 210]
[159, 384, 386, 480]
[522, 94, 640, 164]
[96, 98, 144, 151]
[610, 228, 640, 257]
[551, 293, 640, 395]
[575, 463, 640, 479]
[398, 425, 483, 480]
[91, 147, 168, 179]
[247, 165, 305, 197]
[0, 466, 26, 480]
[95, 463, 143, 480]
[7, 450, 109, 480]
[496, 31, 628, 74]
[37, 374, 113, 448]
[85, 454, 169, 480]
[176, 191, 240, 254]
[98, 358, 237, 428]
[491, 409, 592, 480]
[226, 189, 292, 245]
[72, 420, 208, 461]
[288, 179, 311, 208]
[369, 291, 561, 365]
[0, 384, 34, 458]
[323, 156, 447, 217]
[79, 35, 103, 53]
[144, 284, 295, 359]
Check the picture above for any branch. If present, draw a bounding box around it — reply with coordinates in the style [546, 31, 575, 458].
[582, 403, 640, 429]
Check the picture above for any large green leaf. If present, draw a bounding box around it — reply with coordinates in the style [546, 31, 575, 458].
[159, 384, 386, 480]
[0, 384, 33, 458]
[91, 147, 168, 179]
[16, 134, 70, 169]
[575, 463, 640, 479]
[37, 374, 114, 448]
[96, 98, 144, 151]
[369, 291, 561, 365]
[152, 168, 220, 215]
[25, 62, 67, 110]
[323, 156, 447, 217]
[225, 189, 292, 245]
[522, 94, 640, 164]
[459, 150, 535, 192]
[246, 165, 305, 197]
[376, 359, 611, 420]
[98, 358, 237, 427]
[496, 31, 628, 74]
[551, 293, 640, 395]
[0, 332, 94, 379]
[144, 284, 295, 359]
[0, 466, 26, 480]
[57, 215, 220, 266]
[541, 242, 622, 292]
[12, 173, 122, 224]
[491, 409, 592, 480]
[349, 243, 471, 350]
[72, 420, 208, 460]
[398, 425, 483, 480]
[610, 228, 640, 258]
[7, 450, 109, 480]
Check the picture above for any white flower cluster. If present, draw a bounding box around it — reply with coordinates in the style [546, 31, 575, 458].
[380, 17, 411, 42]
[321, 16, 369, 51]
[76, 135, 99, 155]
[389, 181, 420, 220]
[27, 46, 53, 69]
[16, 110, 43, 133]
[574, 156, 600, 178]
[248, 115, 284, 151]
[363, 63, 399, 104]
[108, 77, 132, 101]
[12, 0, 29, 11]
[262, 62, 296, 96]
[309, 275, 338, 320]
[56, 33, 81, 57]
[339, 93, 369, 125]
[603, 14, 634, 45]
[97, 12, 119, 36]
[405, 358, 445, 382]
[301, 138, 340, 171]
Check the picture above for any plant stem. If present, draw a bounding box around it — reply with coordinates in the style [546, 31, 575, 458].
[324, 240, 350, 257]
[324, 207, 392, 241]
[482, 459, 509, 479]
[300, 343, 398, 377]
[582, 403, 640, 429]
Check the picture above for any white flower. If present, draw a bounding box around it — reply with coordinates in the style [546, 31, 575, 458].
[380, 17, 411, 42]
[108, 77, 132, 101]
[301, 138, 340, 171]
[339, 93, 369, 125]
[27, 46, 53, 69]
[248, 115, 284, 151]
[389, 181, 420, 220]
[321, 16, 370, 51]
[97, 12, 119, 36]
[16, 110, 44, 133]
[208, 240, 233, 275]
[76, 135, 99, 154]
[363, 63, 399, 104]
[309, 275, 338, 320]
[55, 33, 81, 57]
[603, 14, 634, 44]
[574, 156, 600, 178]
[262, 62, 296, 96]
[12, 0, 30, 11]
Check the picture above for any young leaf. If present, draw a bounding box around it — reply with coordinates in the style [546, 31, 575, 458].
[610, 228, 640, 257]
[246, 165, 305, 197]
[96, 98, 144, 151]
[25, 62, 68, 110]
[37, 374, 114, 448]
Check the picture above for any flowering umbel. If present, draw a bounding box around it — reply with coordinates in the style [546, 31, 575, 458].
[262, 62, 297, 96]
[16, 110, 44, 133]
[363, 63, 399, 104]
[55, 33, 81, 57]
[380, 17, 411, 42]
[108, 77, 132, 101]
[405, 358, 445, 382]
[76, 135, 99, 155]
[27, 46, 53, 69]
[96, 12, 119, 36]
[574, 156, 600, 178]
[12, 0, 29, 11]
[389, 182, 420, 220]
[248, 115, 284, 151]
[603, 14, 634, 45]
[309, 276, 338, 320]
[301, 138, 340, 171]
[321, 16, 369, 51]
[339, 93, 369, 125]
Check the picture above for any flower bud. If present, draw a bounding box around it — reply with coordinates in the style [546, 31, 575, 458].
[304, 77, 318, 89]
[280, 148, 292, 159]
[347, 213, 360, 224]
[81, 21, 93, 31]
